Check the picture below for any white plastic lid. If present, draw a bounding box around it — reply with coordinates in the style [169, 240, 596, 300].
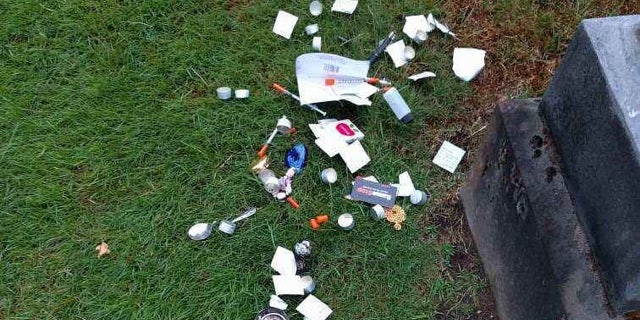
[309, 0, 323, 16]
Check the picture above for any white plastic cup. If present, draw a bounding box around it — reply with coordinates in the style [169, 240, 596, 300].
[305, 24, 319, 35]
[312, 37, 322, 52]
[404, 46, 416, 60]
[309, 0, 323, 16]
[370, 205, 386, 220]
[300, 275, 316, 294]
[235, 89, 250, 99]
[320, 168, 337, 184]
[216, 87, 232, 100]
[413, 31, 428, 44]
[259, 169, 281, 194]
[276, 116, 292, 134]
[338, 213, 355, 230]
[410, 190, 430, 205]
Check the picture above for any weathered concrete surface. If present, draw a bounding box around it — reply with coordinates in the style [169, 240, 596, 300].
[461, 99, 564, 320]
[461, 99, 622, 319]
[540, 15, 640, 313]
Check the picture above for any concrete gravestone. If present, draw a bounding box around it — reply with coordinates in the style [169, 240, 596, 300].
[461, 15, 640, 319]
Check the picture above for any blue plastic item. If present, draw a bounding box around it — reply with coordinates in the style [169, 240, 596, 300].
[285, 144, 308, 172]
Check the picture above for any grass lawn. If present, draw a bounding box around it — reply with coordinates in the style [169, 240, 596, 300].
[0, 0, 634, 319]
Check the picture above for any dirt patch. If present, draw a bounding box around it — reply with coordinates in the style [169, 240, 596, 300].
[476, 287, 498, 320]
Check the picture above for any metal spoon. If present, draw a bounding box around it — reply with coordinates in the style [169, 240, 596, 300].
[187, 221, 217, 241]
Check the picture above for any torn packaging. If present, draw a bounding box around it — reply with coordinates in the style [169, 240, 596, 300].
[295, 53, 371, 105]
[350, 177, 397, 207]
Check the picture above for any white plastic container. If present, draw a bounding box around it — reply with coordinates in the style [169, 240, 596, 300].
[383, 87, 413, 123]
[258, 169, 280, 194]
[338, 213, 355, 230]
[305, 24, 320, 35]
[216, 87, 232, 100]
[320, 168, 337, 184]
[312, 37, 322, 51]
[370, 205, 386, 220]
[410, 190, 430, 205]
[309, 0, 323, 16]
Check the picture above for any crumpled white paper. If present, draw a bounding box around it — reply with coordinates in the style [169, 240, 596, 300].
[427, 13, 456, 38]
[452, 48, 486, 82]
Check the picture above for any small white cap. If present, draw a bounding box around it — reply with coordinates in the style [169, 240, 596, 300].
[404, 46, 416, 60]
[320, 168, 337, 184]
[414, 30, 428, 43]
[234, 89, 249, 99]
[309, 0, 323, 16]
[305, 24, 320, 35]
[312, 37, 322, 52]
[216, 87, 232, 100]
[338, 213, 355, 230]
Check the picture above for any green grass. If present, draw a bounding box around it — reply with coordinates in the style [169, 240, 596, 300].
[0, 0, 527, 319]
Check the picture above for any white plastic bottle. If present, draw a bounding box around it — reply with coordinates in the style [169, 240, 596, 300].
[382, 87, 413, 123]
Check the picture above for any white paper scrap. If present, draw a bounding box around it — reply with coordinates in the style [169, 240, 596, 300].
[408, 71, 436, 81]
[433, 141, 466, 173]
[339, 140, 370, 173]
[273, 10, 299, 39]
[427, 13, 454, 37]
[315, 136, 348, 158]
[385, 40, 408, 68]
[270, 246, 297, 275]
[331, 0, 358, 14]
[296, 295, 333, 320]
[424, 14, 437, 33]
[341, 95, 372, 106]
[309, 123, 325, 138]
[403, 15, 430, 40]
[270, 295, 288, 310]
[395, 171, 416, 197]
[273, 275, 304, 296]
[363, 176, 379, 183]
[356, 83, 380, 99]
[452, 48, 486, 82]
